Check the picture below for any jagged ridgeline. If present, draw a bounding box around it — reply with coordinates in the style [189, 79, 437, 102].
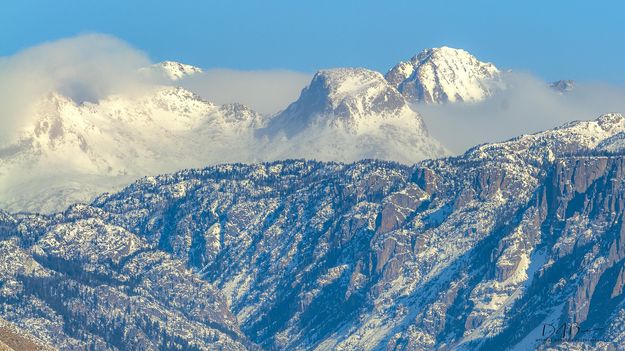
[2, 114, 625, 350]
[0, 46, 504, 214]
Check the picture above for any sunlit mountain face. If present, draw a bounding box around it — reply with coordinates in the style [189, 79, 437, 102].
[2, 6, 625, 349]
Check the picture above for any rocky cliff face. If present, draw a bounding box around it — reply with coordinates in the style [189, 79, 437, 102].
[2, 114, 625, 350]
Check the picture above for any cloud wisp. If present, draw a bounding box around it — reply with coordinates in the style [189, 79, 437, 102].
[178, 69, 311, 115]
[0, 34, 155, 144]
[0, 34, 311, 146]
[3, 33, 625, 158]
[418, 72, 625, 154]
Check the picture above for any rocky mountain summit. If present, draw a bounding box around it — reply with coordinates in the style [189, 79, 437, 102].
[385, 46, 501, 104]
[265, 68, 413, 134]
[2, 114, 625, 349]
[258, 68, 447, 163]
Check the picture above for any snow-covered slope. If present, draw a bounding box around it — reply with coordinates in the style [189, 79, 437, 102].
[3, 114, 625, 350]
[0, 85, 262, 213]
[385, 46, 501, 103]
[1, 65, 450, 212]
[0, 207, 256, 350]
[258, 68, 448, 162]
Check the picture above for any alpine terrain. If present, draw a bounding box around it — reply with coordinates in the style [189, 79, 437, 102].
[258, 68, 447, 163]
[1, 52, 461, 213]
[385, 46, 502, 104]
[0, 83, 263, 213]
[2, 113, 625, 350]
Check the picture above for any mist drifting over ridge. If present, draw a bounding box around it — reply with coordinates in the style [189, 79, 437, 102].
[2, 33, 625, 155]
[2, 33, 625, 213]
[419, 71, 625, 153]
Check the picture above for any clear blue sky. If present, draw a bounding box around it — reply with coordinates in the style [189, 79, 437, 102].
[2, 0, 624, 83]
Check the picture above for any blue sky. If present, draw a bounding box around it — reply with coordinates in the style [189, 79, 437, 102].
[2, 0, 625, 83]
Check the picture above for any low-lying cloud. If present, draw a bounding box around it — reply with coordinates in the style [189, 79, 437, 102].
[3, 33, 625, 158]
[0, 34, 154, 144]
[178, 69, 311, 115]
[419, 72, 625, 154]
[0, 34, 310, 146]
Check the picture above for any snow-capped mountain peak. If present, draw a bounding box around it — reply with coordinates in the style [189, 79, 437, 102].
[265, 68, 420, 133]
[145, 61, 203, 81]
[257, 67, 448, 163]
[385, 46, 501, 103]
[306, 68, 411, 123]
[312, 68, 394, 105]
